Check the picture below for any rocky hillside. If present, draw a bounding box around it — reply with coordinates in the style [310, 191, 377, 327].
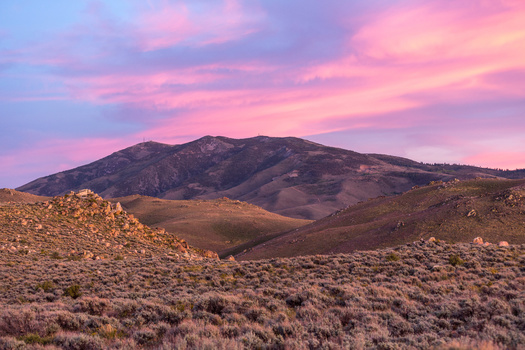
[17, 136, 525, 220]
[237, 178, 525, 260]
[0, 189, 218, 261]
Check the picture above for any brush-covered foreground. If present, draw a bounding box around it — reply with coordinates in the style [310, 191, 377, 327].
[1, 241, 524, 349]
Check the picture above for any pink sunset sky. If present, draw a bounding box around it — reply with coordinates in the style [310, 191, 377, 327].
[1, 0, 525, 189]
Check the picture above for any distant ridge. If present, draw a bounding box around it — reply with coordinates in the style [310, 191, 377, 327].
[17, 136, 525, 220]
[236, 178, 525, 260]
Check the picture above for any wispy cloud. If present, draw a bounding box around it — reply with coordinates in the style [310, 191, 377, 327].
[1, 0, 525, 188]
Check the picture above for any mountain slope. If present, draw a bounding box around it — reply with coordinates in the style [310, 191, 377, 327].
[237, 178, 525, 260]
[17, 136, 525, 220]
[109, 195, 311, 255]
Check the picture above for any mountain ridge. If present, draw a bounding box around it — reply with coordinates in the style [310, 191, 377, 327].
[17, 135, 525, 220]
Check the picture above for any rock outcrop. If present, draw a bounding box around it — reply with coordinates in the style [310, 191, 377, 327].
[0, 190, 218, 261]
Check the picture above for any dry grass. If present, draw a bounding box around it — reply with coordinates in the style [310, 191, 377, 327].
[109, 195, 311, 255]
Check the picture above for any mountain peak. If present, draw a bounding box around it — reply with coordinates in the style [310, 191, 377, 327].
[16, 136, 525, 220]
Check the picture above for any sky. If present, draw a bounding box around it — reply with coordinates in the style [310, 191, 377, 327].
[1, 0, 525, 189]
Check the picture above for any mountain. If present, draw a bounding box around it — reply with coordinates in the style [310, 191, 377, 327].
[0, 189, 218, 261]
[236, 178, 525, 260]
[17, 136, 525, 220]
[108, 195, 311, 255]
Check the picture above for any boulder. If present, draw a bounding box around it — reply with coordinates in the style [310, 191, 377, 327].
[472, 237, 483, 244]
[498, 241, 509, 247]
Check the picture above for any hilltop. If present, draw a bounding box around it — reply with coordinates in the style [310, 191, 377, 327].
[0, 189, 217, 261]
[17, 136, 525, 220]
[109, 195, 311, 255]
[237, 178, 525, 260]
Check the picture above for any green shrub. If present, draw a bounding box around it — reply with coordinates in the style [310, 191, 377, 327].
[18, 334, 52, 345]
[35, 281, 55, 293]
[449, 254, 464, 266]
[64, 284, 82, 299]
[50, 252, 62, 260]
[386, 253, 400, 262]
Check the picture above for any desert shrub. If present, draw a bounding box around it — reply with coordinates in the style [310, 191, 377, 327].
[53, 332, 104, 350]
[35, 281, 55, 293]
[55, 312, 84, 331]
[19, 333, 53, 345]
[73, 297, 110, 316]
[0, 308, 45, 337]
[50, 252, 62, 260]
[0, 336, 27, 350]
[386, 253, 400, 262]
[133, 327, 157, 345]
[113, 300, 140, 318]
[193, 293, 230, 315]
[449, 254, 465, 266]
[220, 325, 241, 339]
[96, 324, 118, 340]
[64, 285, 82, 299]
[244, 306, 270, 324]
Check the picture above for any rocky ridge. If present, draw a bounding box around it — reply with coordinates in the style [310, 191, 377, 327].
[0, 189, 218, 261]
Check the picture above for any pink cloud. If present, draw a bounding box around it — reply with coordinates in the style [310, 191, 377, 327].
[135, 1, 264, 51]
[2, 137, 133, 188]
[4, 0, 525, 185]
[463, 152, 525, 170]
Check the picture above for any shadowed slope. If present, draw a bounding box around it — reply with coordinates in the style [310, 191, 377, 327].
[237, 178, 525, 260]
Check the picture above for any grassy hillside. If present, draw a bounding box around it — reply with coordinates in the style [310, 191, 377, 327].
[1, 241, 523, 349]
[109, 195, 311, 255]
[238, 178, 525, 260]
[0, 188, 49, 203]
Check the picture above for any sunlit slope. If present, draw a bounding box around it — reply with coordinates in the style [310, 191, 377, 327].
[110, 195, 312, 255]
